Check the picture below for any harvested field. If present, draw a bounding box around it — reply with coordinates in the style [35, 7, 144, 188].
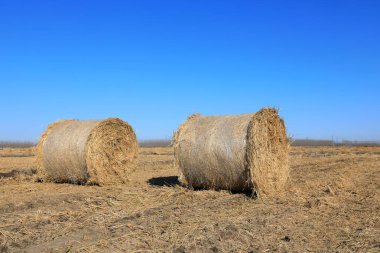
[0, 146, 379, 252]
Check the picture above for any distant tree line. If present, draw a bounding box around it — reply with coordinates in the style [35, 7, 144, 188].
[291, 139, 380, 147]
[139, 139, 172, 148]
[0, 139, 379, 149]
[0, 141, 36, 149]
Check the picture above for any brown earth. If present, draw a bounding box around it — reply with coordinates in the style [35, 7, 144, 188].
[0, 146, 379, 252]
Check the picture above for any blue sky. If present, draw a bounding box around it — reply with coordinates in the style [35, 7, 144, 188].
[0, 0, 379, 141]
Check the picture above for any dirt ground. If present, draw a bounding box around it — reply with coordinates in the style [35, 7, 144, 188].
[0, 146, 379, 253]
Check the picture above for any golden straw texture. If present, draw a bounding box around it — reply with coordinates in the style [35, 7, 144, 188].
[37, 118, 138, 185]
[173, 108, 289, 197]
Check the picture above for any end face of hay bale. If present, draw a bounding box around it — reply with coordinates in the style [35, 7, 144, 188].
[36, 118, 138, 185]
[173, 108, 289, 197]
[86, 118, 138, 185]
[246, 108, 289, 197]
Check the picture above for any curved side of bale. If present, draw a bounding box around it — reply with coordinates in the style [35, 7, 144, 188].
[37, 118, 138, 185]
[173, 113, 201, 186]
[39, 120, 100, 183]
[36, 119, 76, 180]
[174, 113, 253, 191]
[173, 108, 289, 196]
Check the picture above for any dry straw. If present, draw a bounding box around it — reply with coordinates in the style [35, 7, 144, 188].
[36, 118, 138, 185]
[173, 108, 289, 197]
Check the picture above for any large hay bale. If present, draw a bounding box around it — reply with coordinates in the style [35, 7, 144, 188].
[36, 118, 138, 185]
[173, 108, 289, 197]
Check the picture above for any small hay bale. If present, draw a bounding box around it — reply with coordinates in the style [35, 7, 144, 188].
[173, 108, 289, 197]
[36, 118, 138, 185]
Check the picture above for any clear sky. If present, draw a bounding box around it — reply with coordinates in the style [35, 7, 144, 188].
[0, 0, 379, 141]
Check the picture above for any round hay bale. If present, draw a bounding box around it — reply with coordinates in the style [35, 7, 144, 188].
[36, 118, 138, 185]
[173, 108, 289, 197]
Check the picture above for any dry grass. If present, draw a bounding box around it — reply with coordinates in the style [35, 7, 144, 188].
[0, 146, 379, 252]
[0, 148, 36, 174]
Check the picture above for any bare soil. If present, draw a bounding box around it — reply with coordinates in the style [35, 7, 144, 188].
[0, 146, 379, 252]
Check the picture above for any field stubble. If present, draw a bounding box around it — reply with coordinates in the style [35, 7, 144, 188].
[0, 146, 379, 252]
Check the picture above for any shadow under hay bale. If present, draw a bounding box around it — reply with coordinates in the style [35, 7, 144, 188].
[36, 118, 138, 185]
[0, 168, 36, 178]
[148, 176, 256, 197]
[173, 107, 289, 197]
[148, 176, 180, 187]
